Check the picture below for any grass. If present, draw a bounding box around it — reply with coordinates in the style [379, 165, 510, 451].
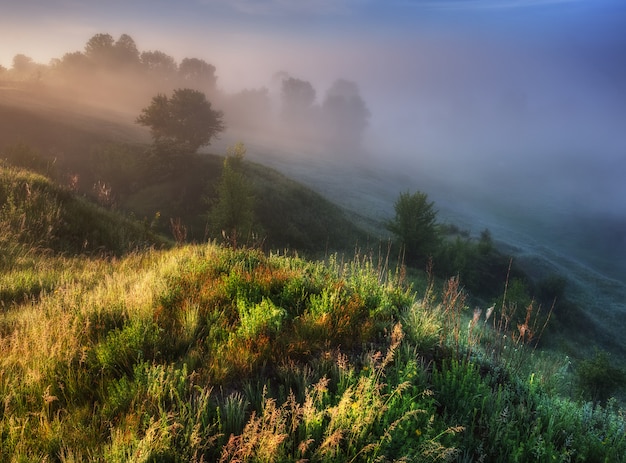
[0, 162, 169, 262]
[0, 239, 624, 461]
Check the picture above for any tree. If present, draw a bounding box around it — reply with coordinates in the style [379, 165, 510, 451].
[84, 33, 115, 66]
[322, 79, 370, 148]
[113, 34, 140, 67]
[10, 54, 43, 80]
[386, 191, 440, 265]
[59, 51, 92, 73]
[280, 76, 319, 138]
[136, 88, 224, 154]
[179, 58, 217, 92]
[209, 143, 256, 248]
[281, 77, 316, 114]
[141, 50, 178, 79]
[12, 54, 36, 76]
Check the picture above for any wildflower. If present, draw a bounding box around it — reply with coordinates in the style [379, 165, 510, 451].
[415, 429, 422, 437]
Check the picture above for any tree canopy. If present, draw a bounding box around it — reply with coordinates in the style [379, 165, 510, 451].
[136, 88, 224, 154]
[179, 58, 217, 93]
[281, 77, 316, 114]
[141, 50, 178, 76]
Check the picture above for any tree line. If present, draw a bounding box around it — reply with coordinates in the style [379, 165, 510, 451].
[2, 32, 371, 152]
[2, 33, 217, 95]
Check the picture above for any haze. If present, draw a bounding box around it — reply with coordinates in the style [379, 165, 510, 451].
[2, 0, 626, 279]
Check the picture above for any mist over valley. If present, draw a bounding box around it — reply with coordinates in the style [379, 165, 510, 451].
[2, 3, 626, 459]
[2, 7, 626, 344]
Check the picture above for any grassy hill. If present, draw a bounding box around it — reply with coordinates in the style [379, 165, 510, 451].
[1, 83, 626, 462]
[1, 237, 625, 461]
[0, 84, 370, 256]
[0, 163, 169, 257]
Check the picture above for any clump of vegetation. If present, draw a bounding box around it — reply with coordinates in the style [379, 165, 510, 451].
[386, 190, 526, 299]
[577, 349, 626, 403]
[386, 190, 439, 266]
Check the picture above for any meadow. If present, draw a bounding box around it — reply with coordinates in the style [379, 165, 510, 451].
[1, 161, 625, 461]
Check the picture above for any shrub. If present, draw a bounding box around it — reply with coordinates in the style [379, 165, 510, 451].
[577, 349, 626, 403]
[386, 190, 440, 266]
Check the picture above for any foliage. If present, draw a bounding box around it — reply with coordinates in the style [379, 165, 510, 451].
[322, 79, 370, 147]
[435, 228, 515, 297]
[136, 88, 224, 154]
[281, 76, 316, 115]
[208, 143, 257, 247]
[386, 190, 440, 265]
[178, 57, 217, 92]
[577, 349, 626, 403]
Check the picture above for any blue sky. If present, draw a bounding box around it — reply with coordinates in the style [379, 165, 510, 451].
[2, 0, 624, 65]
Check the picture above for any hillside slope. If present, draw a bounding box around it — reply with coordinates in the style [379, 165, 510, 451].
[1, 242, 625, 461]
[0, 163, 169, 259]
[0, 85, 369, 254]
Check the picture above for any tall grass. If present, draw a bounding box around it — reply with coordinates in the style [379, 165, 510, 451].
[0, 242, 624, 461]
[0, 163, 169, 266]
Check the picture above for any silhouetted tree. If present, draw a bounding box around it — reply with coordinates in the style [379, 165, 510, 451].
[12, 54, 35, 74]
[280, 76, 319, 139]
[141, 50, 178, 79]
[209, 142, 256, 248]
[386, 191, 440, 265]
[10, 54, 44, 80]
[322, 79, 370, 147]
[136, 88, 224, 154]
[281, 77, 316, 115]
[114, 34, 140, 67]
[59, 51, 92, 73]
[84, 33, 115, 66]
[179, 58, 217, 92]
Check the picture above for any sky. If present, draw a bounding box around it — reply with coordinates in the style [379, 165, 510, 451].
[2, 0, 626, 276]
[2, 0, 625, 124]
[2, 0, 625, 173]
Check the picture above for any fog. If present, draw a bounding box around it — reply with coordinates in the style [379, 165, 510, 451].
[200, 24, 626, 282]
[1, 1, 625, 286]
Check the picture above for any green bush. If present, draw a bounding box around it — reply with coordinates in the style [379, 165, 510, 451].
[577, 349, 626, 403]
